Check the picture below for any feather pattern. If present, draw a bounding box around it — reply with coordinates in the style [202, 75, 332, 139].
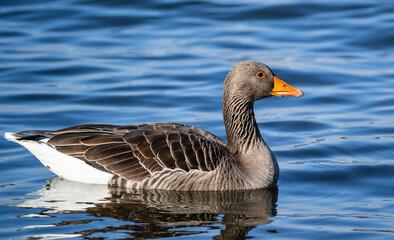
[5, 61, 303, 190]
[30, 123, 228, 185]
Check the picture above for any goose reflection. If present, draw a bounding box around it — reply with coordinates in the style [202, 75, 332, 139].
[17, 177, 278, 239]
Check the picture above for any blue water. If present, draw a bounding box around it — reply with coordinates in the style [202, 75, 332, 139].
[1, 0, 393, 239]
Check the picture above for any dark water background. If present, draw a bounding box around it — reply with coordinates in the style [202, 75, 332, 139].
[0, 0, 393, 239]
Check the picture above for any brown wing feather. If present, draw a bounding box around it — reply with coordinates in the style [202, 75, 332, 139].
[169, 139, 190, 170]
[84, 143, 131, 161]
[96, 152, 135, 165]
[80, 135, 125, 145]
[115, 122, 226, 145]
[40, 123, 228, 183]
[48, 132, 109, 146]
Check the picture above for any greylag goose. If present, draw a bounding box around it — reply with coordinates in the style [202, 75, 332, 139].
[5, 61, 303, 191]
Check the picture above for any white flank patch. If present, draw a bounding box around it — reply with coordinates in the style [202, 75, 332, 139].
[4, 132, 113, 184]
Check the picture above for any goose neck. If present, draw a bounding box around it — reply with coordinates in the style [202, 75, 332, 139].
[222, 94, 263, 156]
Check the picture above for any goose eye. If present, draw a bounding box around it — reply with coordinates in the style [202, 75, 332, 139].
[256, 72, 265, 78]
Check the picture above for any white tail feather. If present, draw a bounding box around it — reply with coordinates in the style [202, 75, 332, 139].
[4, 132, 113, 184]
[4, 132, 18, 142]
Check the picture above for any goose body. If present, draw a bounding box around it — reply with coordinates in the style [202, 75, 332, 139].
[5, 61, 303, 191]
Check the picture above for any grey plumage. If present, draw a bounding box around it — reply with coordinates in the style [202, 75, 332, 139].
[7, 61, 303, 191]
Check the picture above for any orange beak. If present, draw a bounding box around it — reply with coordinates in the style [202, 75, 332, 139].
[271, 76, 303, 97]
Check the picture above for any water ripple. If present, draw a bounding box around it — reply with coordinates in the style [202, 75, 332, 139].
[0, 0, 393, 239]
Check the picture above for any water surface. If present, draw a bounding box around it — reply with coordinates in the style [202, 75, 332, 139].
[0, 0, 393, 239]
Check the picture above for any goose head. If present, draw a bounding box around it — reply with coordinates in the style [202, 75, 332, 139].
[223, 61, 303, 102]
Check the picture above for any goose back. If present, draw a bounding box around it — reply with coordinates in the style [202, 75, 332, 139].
[19, 123, 229, 184]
